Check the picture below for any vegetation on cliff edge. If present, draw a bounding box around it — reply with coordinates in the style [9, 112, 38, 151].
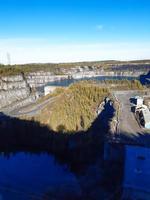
[35, 81, 110, 133]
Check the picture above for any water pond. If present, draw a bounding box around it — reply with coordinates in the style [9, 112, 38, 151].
[0, 152, 81, 200]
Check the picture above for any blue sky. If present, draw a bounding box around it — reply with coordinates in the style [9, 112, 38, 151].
[0, 0, 150, 64]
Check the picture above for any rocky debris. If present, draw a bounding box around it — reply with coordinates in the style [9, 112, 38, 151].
[96, 101, 105, 115]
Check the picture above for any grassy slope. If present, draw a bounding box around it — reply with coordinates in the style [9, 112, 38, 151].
[35, 81, 110, 132]
[24, 80, 144, 133]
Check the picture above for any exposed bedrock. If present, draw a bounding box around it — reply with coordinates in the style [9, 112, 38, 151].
[26, 72, 68, 87]
[0, 68, 148, 110]
[26, 70, 146, 88]
[0, 74, 39, 110]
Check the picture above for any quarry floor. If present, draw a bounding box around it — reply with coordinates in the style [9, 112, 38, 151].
[113, 90, 150, 144]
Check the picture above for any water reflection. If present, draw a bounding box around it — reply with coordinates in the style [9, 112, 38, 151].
[0, 100, 121, 199]
[47, 76, 138, 87]
[0, 152, 80, 200]
[37, 76, 138, 93]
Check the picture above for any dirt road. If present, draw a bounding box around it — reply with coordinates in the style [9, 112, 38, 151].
[5, 96, 56, 118]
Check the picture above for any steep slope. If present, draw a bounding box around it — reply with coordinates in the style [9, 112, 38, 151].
[0, 74, 39, 110]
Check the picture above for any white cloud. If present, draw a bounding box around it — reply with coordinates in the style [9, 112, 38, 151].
[0, 38, 150, 64]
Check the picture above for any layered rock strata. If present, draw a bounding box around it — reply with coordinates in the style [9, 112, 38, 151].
[0, 74, 39, 110]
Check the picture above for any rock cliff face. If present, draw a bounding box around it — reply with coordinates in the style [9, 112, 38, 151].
[26, 72, 68, 88]
[0, 68, 148, 110]
[25, 70, 145, 88]
[98, 70, 144, 77]
[0, 74, 39, 110]
[71, 70, 144, 79]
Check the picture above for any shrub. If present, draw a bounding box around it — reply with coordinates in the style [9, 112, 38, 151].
[49, 81, 109, 132]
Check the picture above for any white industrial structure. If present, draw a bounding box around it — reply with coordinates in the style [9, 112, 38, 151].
[44, 86, 58, 96]
[134, 96, 144, 107]
[140, 108, 150, 129]
[131, 96, 150, 129]
[122, 145, 150, 200]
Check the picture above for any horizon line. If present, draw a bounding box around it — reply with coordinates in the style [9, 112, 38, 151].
[1, 58, 150, 66]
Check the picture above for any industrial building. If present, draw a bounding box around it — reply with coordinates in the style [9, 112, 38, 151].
[132, 96, 144, 107]
[139, 108, 150, 129]
[44, 86, 58, 96]
[122, 145, 150, 200]
[131, 96, 150, 129]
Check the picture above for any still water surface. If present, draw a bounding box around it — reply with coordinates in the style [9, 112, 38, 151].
[0, 76, 137, 199]
[46, 76, 138, 87]
[0, 152, 80, 200]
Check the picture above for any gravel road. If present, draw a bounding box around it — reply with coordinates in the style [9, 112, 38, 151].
[5, 97, 56, 117]
[113, 90, 145, 139]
